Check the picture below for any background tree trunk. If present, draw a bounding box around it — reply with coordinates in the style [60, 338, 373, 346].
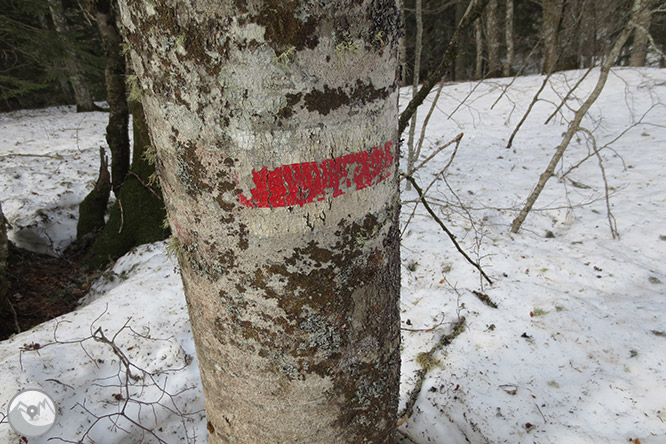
[0, 202, 9, 334]
[504, 0, 514, 76]
[486, 0, 501, 76]
[118, 1, 402, 442]
[630, 0, 652, 66]
[455, 0, 470, 80]
[475, 17, 484, 78]
[407, 0, 423, 187]
[88, 0, 130, 194]
[542, 0, 564, 74]
[46, 0, 96, 112]
[399, 0, 408, 85]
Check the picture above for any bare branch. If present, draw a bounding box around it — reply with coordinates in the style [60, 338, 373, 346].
[404, 175, 493, 285]
[399, 0, 491, 136]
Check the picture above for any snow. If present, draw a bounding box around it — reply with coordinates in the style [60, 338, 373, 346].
[1, 67, 666, 443]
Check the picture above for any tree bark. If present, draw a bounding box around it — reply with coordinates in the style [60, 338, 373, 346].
[88, 0, 130, 194]
[407, 0, 423, 186]
[475, 16, 484, 78]
[541, 0, 564, 74]
[399, 0, 408, 85]
[486, 0, 501, 77]
[83, 101, 168, 268]
[504, 0, 514, 76]
[118, 2, 401, 443]
[455, 0, 470, 80]
[76, 147, 111, 242]
[630, 0, 651, 66]
[46, 0, 96, 112]
[0, 202, 9, 331]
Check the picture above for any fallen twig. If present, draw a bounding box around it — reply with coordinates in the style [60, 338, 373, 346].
[397, 317, 466, 425]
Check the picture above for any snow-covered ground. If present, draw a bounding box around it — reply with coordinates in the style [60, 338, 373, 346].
[1, 67, 665, 443]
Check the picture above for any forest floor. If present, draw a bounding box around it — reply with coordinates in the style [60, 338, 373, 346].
[0, 243, 97, 340]
[1, 68, 665, 444]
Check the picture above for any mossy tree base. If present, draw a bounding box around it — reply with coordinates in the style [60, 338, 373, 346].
[82, 175, 168, 268]
[83, 102, 169, 269]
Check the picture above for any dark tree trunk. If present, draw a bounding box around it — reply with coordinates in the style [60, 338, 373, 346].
[0, 202, 9, 335]
[46, 0, 96, 112]
[76, 147, 111, 243]
[83, 101, 168, 268]
[89, 0, 130, 194]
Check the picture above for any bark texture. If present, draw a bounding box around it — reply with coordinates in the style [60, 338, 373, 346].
[118, 2, 401, 443]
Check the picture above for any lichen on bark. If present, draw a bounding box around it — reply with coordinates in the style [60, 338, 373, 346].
[118, 1, 402, 442]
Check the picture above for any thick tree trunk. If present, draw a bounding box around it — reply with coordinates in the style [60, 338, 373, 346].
[630, 0, 651, 67]
[46, 0, 96, 112]
[486, 0, 501, 77]
[542, 0, 564, 74]
[89, 0, 130, 194]
[504, 0, 514, 76]
[118, 1, 401, 443]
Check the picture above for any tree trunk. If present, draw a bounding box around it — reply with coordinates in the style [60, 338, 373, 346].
[475, 17, 484, 78]
[407, 0, 423, 187]
[83, 101, 168, 268]
[542, 0, 564, 74]
[486, 0, 501, 77]
[0, 202, 9, 332]
[76, 147, 111, 242]
[118, 1, 401, 443]
[46, 0, 96, 112]
[630, 0, 651, 66]
[88, 0, 130, 194]
[504, 0, 514, 76]
[455, 0, 470, 81]
[399, 0, 408, 86]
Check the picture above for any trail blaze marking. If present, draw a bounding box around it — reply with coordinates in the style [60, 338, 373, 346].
[239, 142, 394, 208]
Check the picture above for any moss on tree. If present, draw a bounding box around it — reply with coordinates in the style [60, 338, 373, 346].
[83, 102, 169, 268]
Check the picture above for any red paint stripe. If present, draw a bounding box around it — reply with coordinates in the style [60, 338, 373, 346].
[239, 142, 394, 208]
